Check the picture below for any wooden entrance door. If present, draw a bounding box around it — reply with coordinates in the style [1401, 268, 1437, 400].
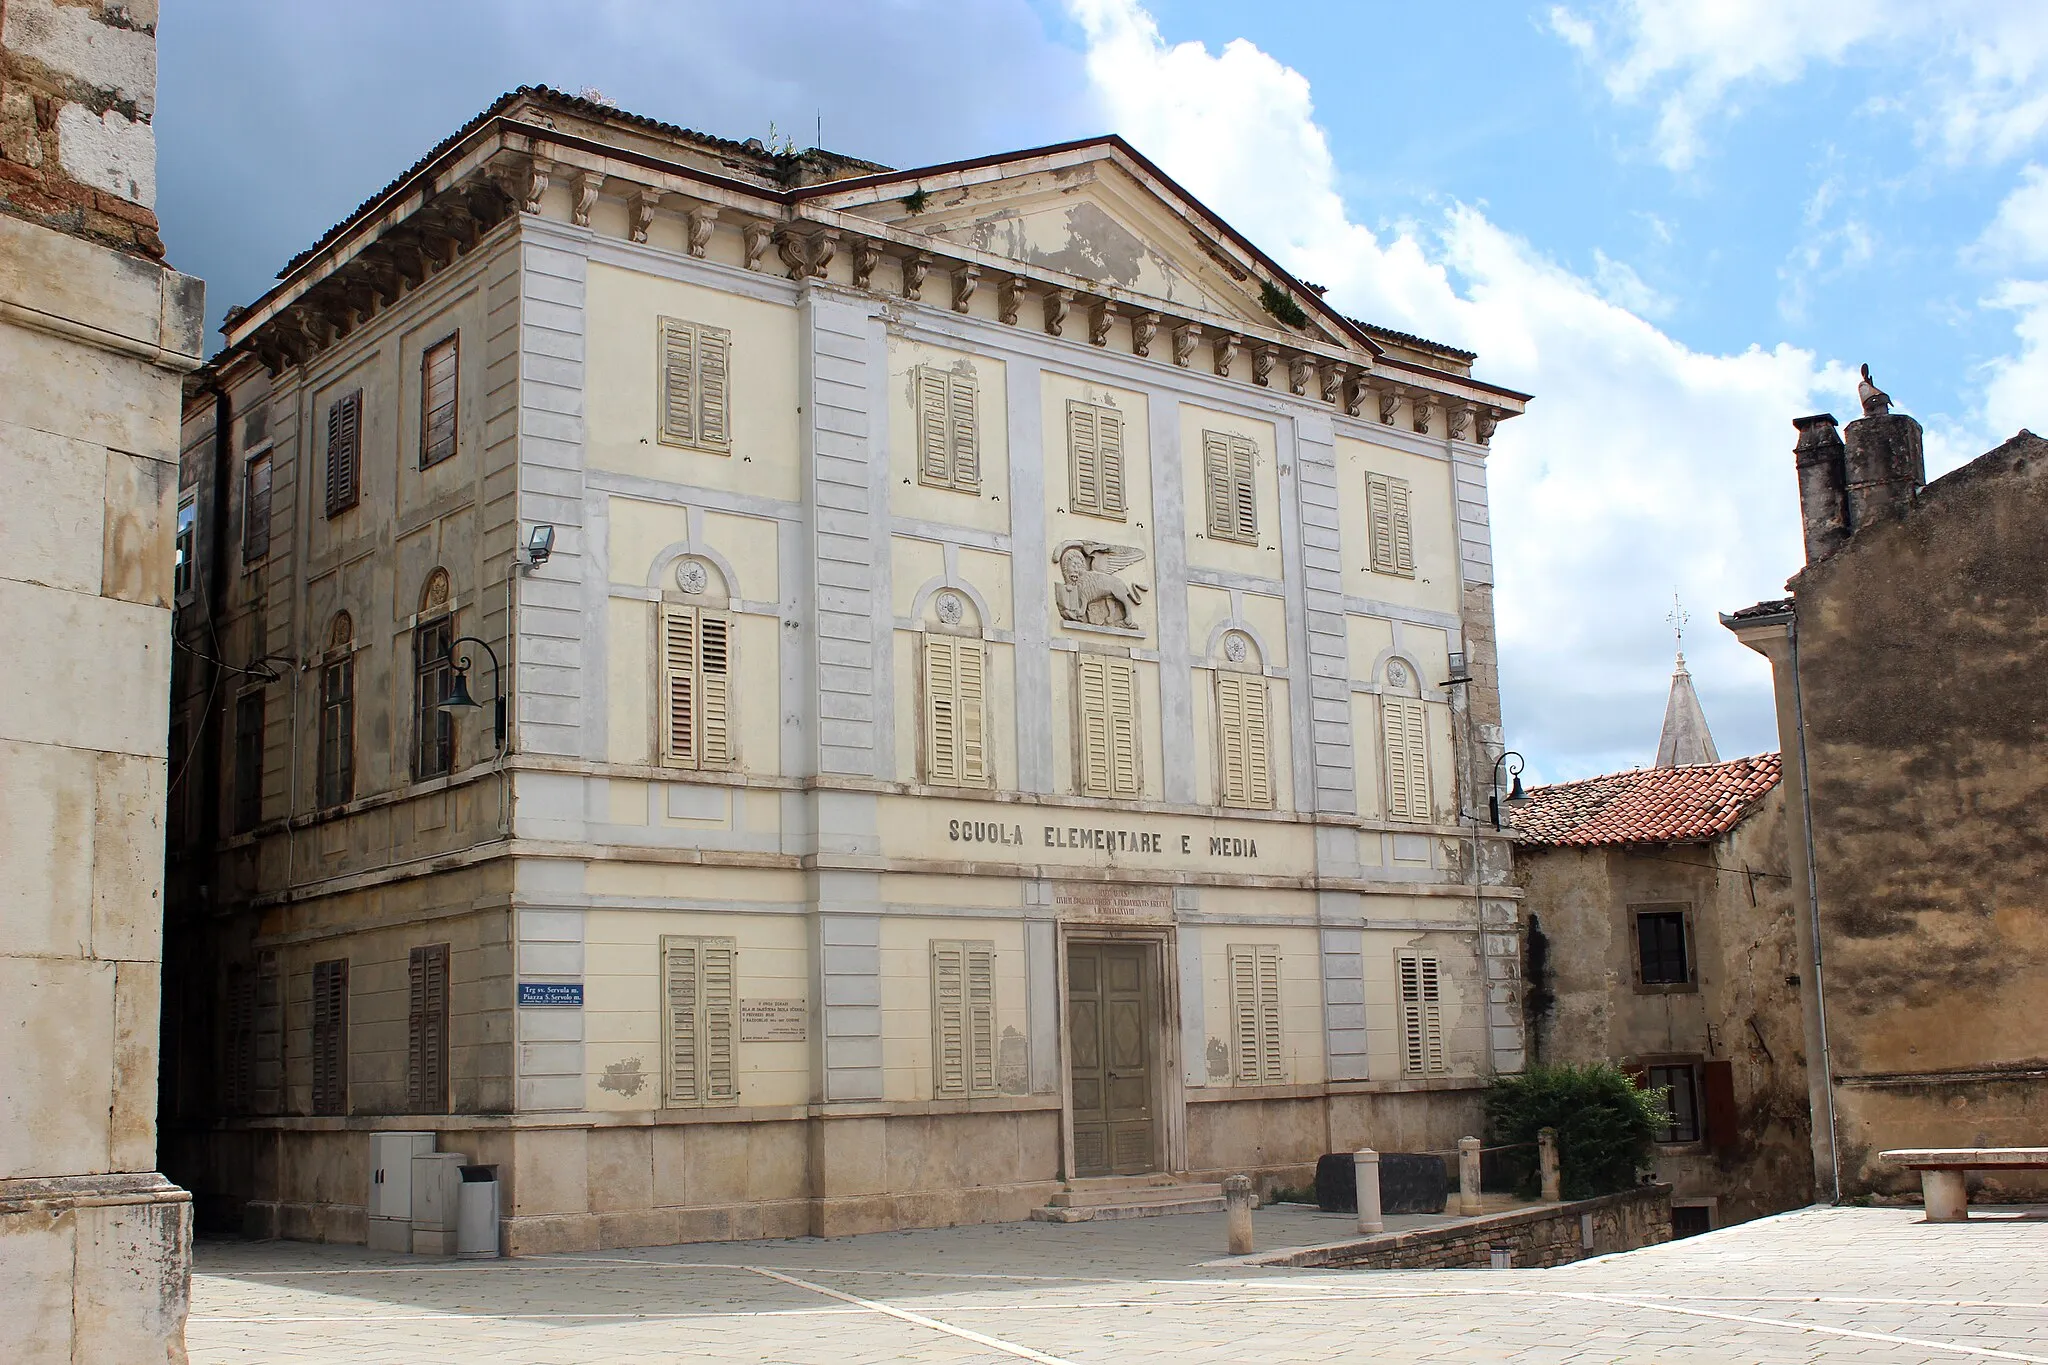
[1067, 942, 1157, 1177]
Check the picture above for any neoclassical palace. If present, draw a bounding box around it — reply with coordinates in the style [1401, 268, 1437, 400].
[166, 87, 1530, 1250]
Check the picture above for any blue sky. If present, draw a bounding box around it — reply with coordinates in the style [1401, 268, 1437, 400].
[155, 0, 2048, 784]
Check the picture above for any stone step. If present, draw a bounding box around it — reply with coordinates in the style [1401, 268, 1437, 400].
[1048, 1181, 1223, 1209]
[1031, 1195, 1228, 1223]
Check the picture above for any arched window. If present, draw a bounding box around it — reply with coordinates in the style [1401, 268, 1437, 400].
[657, 558, 736, 770]
[1381, 657, 1431, 823]
[921, 588, 989, 787]
[413, 572, 455, 780]
[318, 612, 355, 807]
[1214, 630, 1271, 809]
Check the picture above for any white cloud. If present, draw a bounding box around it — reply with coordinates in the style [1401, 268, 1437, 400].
[1974, 164, 2048, 267]
[1592, 248, 1673, 319]
[1068, 0, 1845, 779]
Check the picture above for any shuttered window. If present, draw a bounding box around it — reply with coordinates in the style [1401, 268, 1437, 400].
[311, 958, 349, 1116]
[658, 605, 736, 769]
[1202, 430, 1259, 544]
[1228, 944, 1284, 1083]
[413, 615, 455, 780]
[1383, 696, 1432, 823]
[406, 943, 449, 1113]
[318, 656, 354, 809]
[923, 634, 989, 786]
[223, 965, 256, 1112]
[915, 365, 981, 492]
[1398, 952, 1446, 1076]
[1648, 1063, 1701, 1143]
[1215, 671, 1272, 809]
[242, 453, 272, 563]
[1366, 471, 1415, 577]
[657, 317, 732, 453]
[1076, 655, 1140, 797]
[324, 390, 361, 517]
[1066, 399, 1126, 518]
[931, 940, 998, 1098]
[660, 935, 738, 1106]
[420, 333, 459, 467]
[233, 689, 264, 833]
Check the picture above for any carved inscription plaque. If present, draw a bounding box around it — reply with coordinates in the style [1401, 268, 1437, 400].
[739, 998, 808, 1042]
[1054, 883, 1173, 921]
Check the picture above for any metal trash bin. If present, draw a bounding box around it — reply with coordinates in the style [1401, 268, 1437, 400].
[455, 1164, 500, 1259]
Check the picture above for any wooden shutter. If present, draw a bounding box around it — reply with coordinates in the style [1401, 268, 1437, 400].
[1398, 952, 1444, 1075]
[931, 941, 997, 1098]
[662, 936, 700, 1104]
[324, 391, 360, 517]
[242, 455, 272, 562]
[1229, 435, 1258, 543]
[1384, 697, 1431, 823]
[957, 640, 988, 783]
[948, 371, 979, 489]
[319, 658, 354, 808]
[1217, 673, 1271, 809]
[1701, 1059, 1738, 1150]
[699, 938, 737, 1102]
[1067, 401, 1100, 513]
[662, 935, 738, 1106]
[1076, 655, 1112, 795]
[1106, 658, 1139, 797]
[421, 334, 458, 467]
[659, 318, 696, 447]
[697, 613, 734, 766]
[1203, 431, 1234, 538]
[1389, 476, 1415, 573]
[966, 943, 997, 1095]
[1097, 408, 1125, 516]
[312, 959, 348, 1116]
[917, 366, 951, 486]
[407, 943, 449, 1113]
[696, 327, 731, 451]
[660, 605, 698, 767]
[1367, 472, 1397, 572]
[925, 634, 959, 784]
[1228, 944, 1284, 1082]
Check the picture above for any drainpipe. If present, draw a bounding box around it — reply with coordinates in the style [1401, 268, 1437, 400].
[1787, 616, 1842, 1203]
[195, 381, 234, 869]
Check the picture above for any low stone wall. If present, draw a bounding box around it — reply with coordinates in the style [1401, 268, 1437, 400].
[1264, 1184, 1672, 1270]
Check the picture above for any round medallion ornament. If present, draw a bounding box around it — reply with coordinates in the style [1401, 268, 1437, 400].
[676, 560, 710, 595]
[936, 591, 964, 625]
[1224, 632, 1249, 664]
[1386, 660, 1409, 688]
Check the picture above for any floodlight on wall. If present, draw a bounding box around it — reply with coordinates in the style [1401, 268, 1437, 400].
[1444, 651, 1472, 686]
[525, 524, 555, 568]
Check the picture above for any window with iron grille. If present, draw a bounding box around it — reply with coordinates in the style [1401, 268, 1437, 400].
[232, 689, 264, 833]
[420, 334, 459, 467]
[1635, 908, 1692, 987]
[413, 615, 454, 780]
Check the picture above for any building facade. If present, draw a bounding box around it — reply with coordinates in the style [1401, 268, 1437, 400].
[1, 1, 203, 1358]
[1514, 668, 1812, 1232]
[1725, 386, 2048, 1202]
[167, 87, 1532, 1252]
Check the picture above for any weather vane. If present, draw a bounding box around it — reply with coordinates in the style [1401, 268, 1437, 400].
[1668, 590, 1689, 652]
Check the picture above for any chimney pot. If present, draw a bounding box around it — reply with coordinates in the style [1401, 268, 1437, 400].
[1792, 413, 1848, 563]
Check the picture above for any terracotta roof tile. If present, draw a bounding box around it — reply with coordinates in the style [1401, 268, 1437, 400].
[1511, 753, 1781, 848]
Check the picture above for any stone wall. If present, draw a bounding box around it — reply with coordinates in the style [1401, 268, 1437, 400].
[1270, 1184, 1673, 1270]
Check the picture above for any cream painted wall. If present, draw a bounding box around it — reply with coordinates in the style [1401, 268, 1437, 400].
[1361, 926, 1488, 1081]
[1350, 690, 1457, 826]
[1192, 920, 1325, 1088]
[1179, 403, 1282, 580]
[607, 496, 781, 603]
[1041, 371, 1157, 643]
[584, 263, 801, 504]
[875, 915, 1032, 1102]
[582, 907, 811, 1111]
[1046, 650, 1164, 802]
[1334, 435, 1460, 616]
[887, 338, 1010, 535]
[604, 595, 778, 768]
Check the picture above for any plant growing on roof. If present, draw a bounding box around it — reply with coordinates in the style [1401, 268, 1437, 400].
[1259, 279, 1309, 328]
[1484, 1062, 1667, 1200]
[902, 186, 930, 215]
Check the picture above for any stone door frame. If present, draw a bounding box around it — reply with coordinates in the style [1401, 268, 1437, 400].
[1054, 923, 1185, 1181]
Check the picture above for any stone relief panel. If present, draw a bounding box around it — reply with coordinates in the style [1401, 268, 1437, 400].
[1053, 540, 1147, 633]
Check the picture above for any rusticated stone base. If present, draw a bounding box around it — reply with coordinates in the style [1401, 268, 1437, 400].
[1257, 1184, 1673, 1270]
[0, 1172, 193, 1364]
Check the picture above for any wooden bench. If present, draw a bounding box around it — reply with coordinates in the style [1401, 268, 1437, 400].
[1879, 1148, 2048, 1222]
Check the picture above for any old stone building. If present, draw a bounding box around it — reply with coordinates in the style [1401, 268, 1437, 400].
[1724, 380, 2048, 1202]
[1513, 665, 1811, 1231]
[1, 1, 202, 1359]
[165, 86, 1533, 1252]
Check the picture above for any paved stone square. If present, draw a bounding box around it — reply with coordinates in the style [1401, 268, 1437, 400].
[190, 1204, 2048, 1363]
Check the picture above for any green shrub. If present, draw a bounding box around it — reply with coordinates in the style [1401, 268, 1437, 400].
[1484, 1062, 1667, 1200]
[1259, 279, 1309, 328]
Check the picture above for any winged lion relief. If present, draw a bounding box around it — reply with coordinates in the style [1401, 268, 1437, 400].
[1053, 540, 1147, 632]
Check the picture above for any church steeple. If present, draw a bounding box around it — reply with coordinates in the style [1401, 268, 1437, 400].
[1655, 594, 1719, 767]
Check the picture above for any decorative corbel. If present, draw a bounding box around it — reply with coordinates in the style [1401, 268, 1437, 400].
[342, 280, 381, 327]
[853, 239, 882, 291]
[742, 221, 773, 272]
[1320, 363, 1346, 407]
[1089, 299, 1116, 347]
[1344, 374, 1369, 418]
[388, 240, 429, 289]
[1252, 344, 1277, 388]
[1042, 287, 1071, 338]
[999, 276, 1027, 325]
[1287, 354, 1313, 395]
[360, 259, 402, 307]
[686, 206, 719, 259]
[1412, 394, 1436, 435]
[1172, 322, 1201, 368]
[1213, 333, 1241, 378]
[629, 189, 659, 244]
[572, 172, 603, 228]
[902, 252, 931, 301]
[809, 228, 838, 278]
[521, 156, 553, 215]
[1132, 311, 1159, 357]
[1378, 386, 1400, 426]
[952, 263, 981, 314]
[1477, 409, 1502, 445]
[1448, 405, 1472, 442]
[775, 227, 809, 279]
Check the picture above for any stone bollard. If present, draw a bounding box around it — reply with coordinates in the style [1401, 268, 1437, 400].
[1224, 1174, 1255, 1255]
[1922, 1169, 1969, 1223]
[1352, 1148, 1384, 1235]
[1458, 1136, 1483, 1216]
[1538, 1127, 1561, 1203]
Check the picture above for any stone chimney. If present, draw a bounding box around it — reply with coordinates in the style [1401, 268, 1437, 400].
[1793, 413, 1849, 563]
[1842, 367, 1924, 531]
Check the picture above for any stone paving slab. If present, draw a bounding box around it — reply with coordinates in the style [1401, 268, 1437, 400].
[190, 1205, 2048, 1364]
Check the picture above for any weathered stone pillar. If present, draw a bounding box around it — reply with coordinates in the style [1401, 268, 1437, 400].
[1842, 409, 1924, 532]
[1223, 1174, 1255, 1254]
[1538, 1128, 1561, 1202]
[1352, 1149, 1383, 1234]
[1458, 1136, 1483, 1215]
[1921, 1169, 1969, 1223]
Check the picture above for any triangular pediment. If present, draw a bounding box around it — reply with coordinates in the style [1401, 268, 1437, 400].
[809, 144, 1367, 353]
